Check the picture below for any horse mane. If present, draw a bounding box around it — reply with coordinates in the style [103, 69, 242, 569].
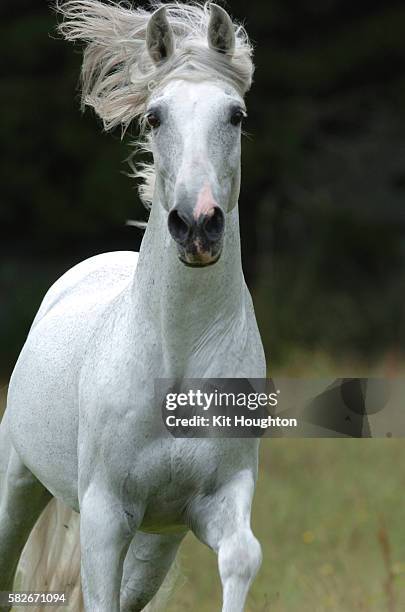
[56, 0, 254, 209]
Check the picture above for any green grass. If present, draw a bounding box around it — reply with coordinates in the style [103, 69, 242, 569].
[167, 439, 405, 611]
[2, 380, 405, 611]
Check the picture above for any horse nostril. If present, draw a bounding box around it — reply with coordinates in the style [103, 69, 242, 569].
[168, 209, 191, 244]
[203, 207, 225, 242]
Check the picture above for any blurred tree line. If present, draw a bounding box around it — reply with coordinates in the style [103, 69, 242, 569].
[1, 0, 405, 376]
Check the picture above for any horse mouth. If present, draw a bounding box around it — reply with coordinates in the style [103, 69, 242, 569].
[177, 248, 222, 268]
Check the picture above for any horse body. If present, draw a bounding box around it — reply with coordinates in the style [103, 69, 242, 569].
[2, 201, 265, 610]
[0, 3, 265, 610]
[8, 200, 263, 517]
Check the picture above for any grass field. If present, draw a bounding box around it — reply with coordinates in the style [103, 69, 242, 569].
[168, 439, 405, 612]
[1, 376, 405, 611]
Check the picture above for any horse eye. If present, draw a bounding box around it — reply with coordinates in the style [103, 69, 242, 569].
[146, 112, 161, 128]
[230, 110, 246, 126]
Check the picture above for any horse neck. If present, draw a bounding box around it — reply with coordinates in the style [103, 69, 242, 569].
[133, 189, 247, 373]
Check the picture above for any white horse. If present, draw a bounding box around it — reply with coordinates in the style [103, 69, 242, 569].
[0, 2, 265, 611]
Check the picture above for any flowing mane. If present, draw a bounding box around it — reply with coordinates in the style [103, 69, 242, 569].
[57, 0, 254, 208]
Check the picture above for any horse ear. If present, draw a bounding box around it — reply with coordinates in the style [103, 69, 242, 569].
[146, 7, 175, 64]
[207, 4, 235, 56]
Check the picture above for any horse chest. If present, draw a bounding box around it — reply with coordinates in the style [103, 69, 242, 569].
[135, 439, 224, 532]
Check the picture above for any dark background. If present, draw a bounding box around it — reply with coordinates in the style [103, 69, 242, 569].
[1, 0, 405, 377]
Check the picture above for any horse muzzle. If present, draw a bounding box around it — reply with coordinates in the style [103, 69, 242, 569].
[168, 205, 224, 267]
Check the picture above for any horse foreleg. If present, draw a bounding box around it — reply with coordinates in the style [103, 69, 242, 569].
[79, 484, 141, 612]
[120, 531, 185, 612]
[216, 528, 262, 612]
[189, 469, 262, 612]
